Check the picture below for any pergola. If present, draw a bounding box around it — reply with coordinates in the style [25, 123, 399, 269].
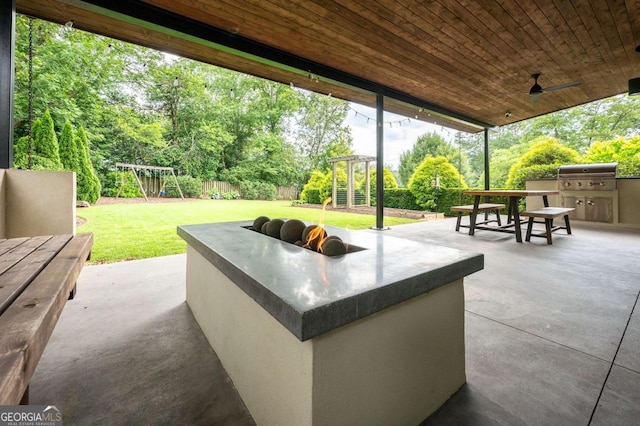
[2, 1, 639, 227]
[328, 154, 376, 209]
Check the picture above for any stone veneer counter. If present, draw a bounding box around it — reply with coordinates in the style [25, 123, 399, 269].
[178, 221, 484, 341]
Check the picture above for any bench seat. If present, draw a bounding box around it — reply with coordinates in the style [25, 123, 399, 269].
[0, 233, 93, 405]
[451, 203, 505, 232]
[520, 207, 574, 245]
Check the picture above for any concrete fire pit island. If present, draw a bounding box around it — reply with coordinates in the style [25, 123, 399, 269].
[178, 221, 484, 425]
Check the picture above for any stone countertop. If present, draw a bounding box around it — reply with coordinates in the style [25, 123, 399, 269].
[178, 221, 484, 341]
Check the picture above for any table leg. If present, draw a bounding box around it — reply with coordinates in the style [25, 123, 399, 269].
[510, 197, 523, 242]
[469, 196, 481, 236]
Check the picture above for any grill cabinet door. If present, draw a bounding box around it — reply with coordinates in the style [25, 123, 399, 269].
[585, 198, 613, 223]
[563, 196, 585, 220]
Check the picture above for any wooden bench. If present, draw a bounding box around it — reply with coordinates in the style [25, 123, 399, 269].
[451, 203, 506, 232]
[0, 233, 93, 405]
[520, 207, 574, 245]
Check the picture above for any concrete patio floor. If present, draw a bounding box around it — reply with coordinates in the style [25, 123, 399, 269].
[29, 218, 640, 425]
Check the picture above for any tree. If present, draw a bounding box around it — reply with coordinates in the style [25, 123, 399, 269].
[294, 92, 353, 177]
[14, 109, 63, 170]
[222, 133, 300, 186]
[505, 137, 580, 189]
[399, 132, 457, 186]
[75, 126, 101, 203]
[408, 156, 467, 210]
[59, 120, 79, 171]
[583, 136, 640, 177]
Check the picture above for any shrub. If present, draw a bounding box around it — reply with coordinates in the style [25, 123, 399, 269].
[304, 189, 322, 204]
[240, 181, 276, 200]
[408, 156, 467, 211]
[165, 176, 202, 198]
[208, 188, 220, 199]
[300, 169, 346, 204]
[507, 164, 560, 190]
[505, 137, 579, 189]
[383, 188, 421, 210]
[101, 171, 144, 198]
[221, 191, 240, 200]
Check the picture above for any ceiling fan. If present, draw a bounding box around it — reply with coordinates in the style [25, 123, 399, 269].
[529, 73, 581, 104]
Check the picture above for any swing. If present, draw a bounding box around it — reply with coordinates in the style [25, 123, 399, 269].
[114, 163, 184, 201]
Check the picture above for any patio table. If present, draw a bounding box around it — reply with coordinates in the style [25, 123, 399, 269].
[463, 190, 559, 242]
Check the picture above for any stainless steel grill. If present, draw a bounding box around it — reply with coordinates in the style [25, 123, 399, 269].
[558, 163, 617, 190]
[558, 163, 617, 223]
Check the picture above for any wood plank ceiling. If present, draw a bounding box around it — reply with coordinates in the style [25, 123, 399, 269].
[15, 0, 640, 133]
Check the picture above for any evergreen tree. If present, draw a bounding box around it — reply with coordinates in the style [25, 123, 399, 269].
[14, 110, 63, 170]
[33, 109, 63, 170]
[75, 127, 101, 203]
[59, 120, 79, 171]
[399, 132, 456, 187]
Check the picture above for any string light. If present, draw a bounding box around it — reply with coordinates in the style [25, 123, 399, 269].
[349, 107, 455, 139]
[350, 107, 411, 127]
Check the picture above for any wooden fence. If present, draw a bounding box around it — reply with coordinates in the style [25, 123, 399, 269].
[201, 181, 298, 200]
[201, 180, 240, 196]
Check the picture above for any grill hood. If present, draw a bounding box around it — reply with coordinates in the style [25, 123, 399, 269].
[558, 163, 617, 178]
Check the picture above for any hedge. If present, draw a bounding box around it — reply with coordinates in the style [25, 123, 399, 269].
[382, 189, 420, 210]
[240, 181, 276, 200]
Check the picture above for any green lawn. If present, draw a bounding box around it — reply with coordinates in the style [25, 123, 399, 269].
[78, 200, 418, 263]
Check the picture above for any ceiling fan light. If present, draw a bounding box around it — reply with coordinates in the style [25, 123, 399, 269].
[628, 78, 640, 96]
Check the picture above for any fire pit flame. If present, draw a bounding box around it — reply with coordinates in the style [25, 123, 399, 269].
[248, 197, 358, 257]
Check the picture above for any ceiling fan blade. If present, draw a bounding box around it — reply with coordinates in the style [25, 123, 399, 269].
[530, 92, 542, 105]
[543, 80, 582, 92]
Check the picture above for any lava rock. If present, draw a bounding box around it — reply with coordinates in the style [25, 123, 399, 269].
[253, 216, 270, 232]
[261, 221, 270, 234]
[266, 218, 285, 239]
[280, 219, 306, 244]
[321, 238, 347, 256]
[322, 235, 342, 244]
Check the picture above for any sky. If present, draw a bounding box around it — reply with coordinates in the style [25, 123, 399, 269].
[342, 103, 458, 169]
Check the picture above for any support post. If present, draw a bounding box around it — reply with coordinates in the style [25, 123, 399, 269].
[332, 161, 337, 208]
[346, 159, 353, 208]
[0, 0, 15, 169]
[484, 128, 490, 190]
[365, 161, 371, 207]
[375, 94, 385, 229]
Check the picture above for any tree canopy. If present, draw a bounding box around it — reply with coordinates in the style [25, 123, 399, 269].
[13, 15, 352, 192]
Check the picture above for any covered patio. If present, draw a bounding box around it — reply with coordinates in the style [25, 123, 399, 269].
[29, 219, 640, 424]
[2, 1, 639, 424]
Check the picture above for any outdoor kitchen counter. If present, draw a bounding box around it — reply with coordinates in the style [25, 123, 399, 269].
[177, 221, 483, 341]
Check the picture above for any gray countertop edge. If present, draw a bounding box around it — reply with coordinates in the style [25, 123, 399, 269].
[178, 224, 484, 341]
[299, 255, 483, 340]
[178, 226, 307, 339]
